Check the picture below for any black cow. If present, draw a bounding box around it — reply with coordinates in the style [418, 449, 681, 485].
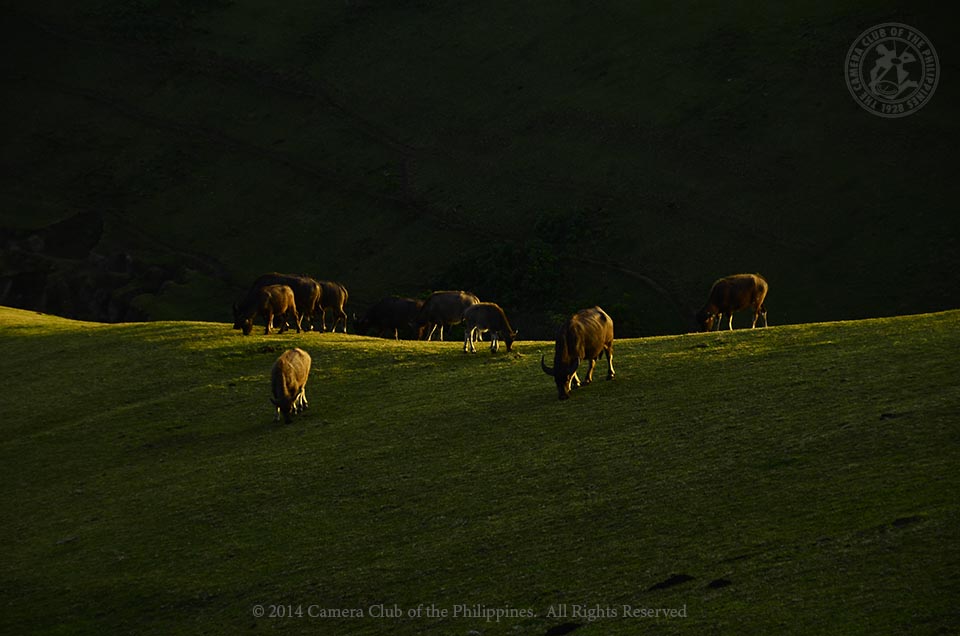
[316, 280, 349, 333]
[462, 302, 517, 353]
[270, 348, 311, 423]
[248, 273, 321, 331]
[417, 290, 480, 341]
[233, 284, 300, 335]
[355, 297, 429, 340]
[696, 273, 769, 332]
[541, 306, 615, 400]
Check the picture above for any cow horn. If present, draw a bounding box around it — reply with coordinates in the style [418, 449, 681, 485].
[540, 354, 554, 377]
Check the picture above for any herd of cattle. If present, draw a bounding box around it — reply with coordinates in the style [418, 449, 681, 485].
[236, 271, 770, 417]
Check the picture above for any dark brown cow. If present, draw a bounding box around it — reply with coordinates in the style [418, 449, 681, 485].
[233, 284, 300, 335]
[316, 280, 349, 333]
[248, 273, 321, 331]
[541, 306, 615, 400]
[696, 273, 769, 332]
[417, 290, 480, 341]
[463, 302, 517, 353]
[270, 348, 311, 423]
[355, 297, 429, 340]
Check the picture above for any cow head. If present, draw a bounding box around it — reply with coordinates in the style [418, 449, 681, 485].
[271, 397, 294, 424]
[696, 308, 718, 332]
[233, 304, 254, 335]
[411, 320, 433, 340]
[541, 353, 580, 400]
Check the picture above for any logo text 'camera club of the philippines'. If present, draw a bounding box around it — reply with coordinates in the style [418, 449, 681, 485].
[845, 23, 939, 118]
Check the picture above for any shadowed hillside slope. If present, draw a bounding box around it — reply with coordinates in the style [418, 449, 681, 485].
[1, 306, 959, 635]
[1, 1, 957, 336]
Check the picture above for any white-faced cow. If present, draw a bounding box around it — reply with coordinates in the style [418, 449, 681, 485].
[270, 348, 312, 423]
[355, 296, 429, 340]
[247, 273, 321, 331]
[315, 280, 349, 333]
[541, 306, 615, 400]
[463, 302, 517, 353]
[233, 284, 300, 335]
[696, 273, 769, 332]
[417, 290, 480, 341]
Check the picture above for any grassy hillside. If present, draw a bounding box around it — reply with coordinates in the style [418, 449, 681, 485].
[2, 306, 958, 635]
[2, 1, 958, 336]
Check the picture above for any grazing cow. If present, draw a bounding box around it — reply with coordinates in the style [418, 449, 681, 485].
[417, 290, 480, 341]
[696, 273, 769, 332]
[355, 297, 429, 340]
[233, 284, 300, 335]
[463, 302, 517, 353]
[540, 306, 615, 400]
[316, 280, 349, 333]
[270, 348, 312, 423]
[248, 273, 321, 331]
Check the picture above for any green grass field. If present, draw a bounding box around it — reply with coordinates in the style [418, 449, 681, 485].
[2, 305, 958, 635]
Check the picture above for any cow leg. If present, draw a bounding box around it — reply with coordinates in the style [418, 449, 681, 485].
[426, 323, 438, 341]
[439, 324, 444, 341]
[606, 347, 615, 380]
[264, 311, 273, 335]
[490, 333, 499, 353]
[761, 306, 768, 327]
[292, 307, 302, 333]
[274, 406, 281, 423]
[339, 309, 348, 333]
[727, 313, 734, 331]
[584, 359, 597, 384]
[571, 371, 582, 388]
[463, 328, 471, 353]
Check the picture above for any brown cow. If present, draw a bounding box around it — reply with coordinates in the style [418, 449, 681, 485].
[417, 290, 480, 341]
[271, 348, 312, 423]
[247, 273, 321, 331]
[696, 273, 769, 332]
[463, 302, 517, 353]
[316, 280, 349, 333]
[541, 306, 615, 400]
[233, 284, 300, 335]
[355, 297, 429, 340]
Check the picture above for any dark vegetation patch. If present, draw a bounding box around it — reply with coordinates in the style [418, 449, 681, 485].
[0, 212, 198, 322]
[880, 412, 913, 420]
[4, 2, 957, 336]
[891, 515, 925, 529]
[647, 573, 696, 591]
